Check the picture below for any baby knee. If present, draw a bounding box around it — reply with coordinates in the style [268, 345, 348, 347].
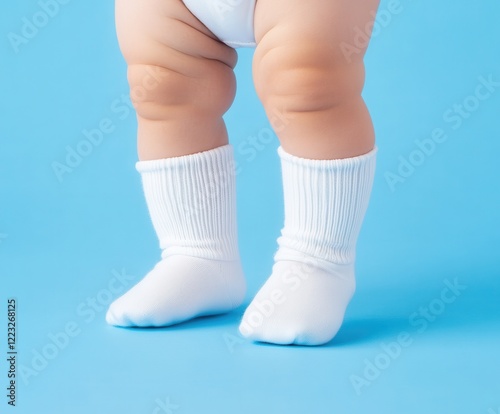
[127, 64, 183, 121]
[127, 62, 236, 121]
[254, 42, 366, 114]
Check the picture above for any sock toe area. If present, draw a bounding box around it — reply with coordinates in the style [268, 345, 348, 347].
[105, 256, 246, 328]
[239, 260, 354, 346]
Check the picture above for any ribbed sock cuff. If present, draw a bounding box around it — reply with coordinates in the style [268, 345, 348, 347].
[276, 146, 377, 265]
[137, 145, 240, 261]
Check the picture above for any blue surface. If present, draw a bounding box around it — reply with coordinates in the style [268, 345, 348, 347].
[1, 0, 500, 413]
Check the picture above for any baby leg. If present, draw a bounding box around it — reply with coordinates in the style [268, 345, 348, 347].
[107, 0, 245, 327]
[117, 0, 237, 159]
[239, 0, 379, 345]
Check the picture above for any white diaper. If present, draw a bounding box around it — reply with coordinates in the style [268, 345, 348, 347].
[183, 0, 256, 48]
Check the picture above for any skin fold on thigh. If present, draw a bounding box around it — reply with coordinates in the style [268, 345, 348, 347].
[251, 0, 381, 159]
[114, 0, 239, 159]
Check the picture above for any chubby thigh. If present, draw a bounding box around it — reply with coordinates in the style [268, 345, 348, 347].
[251, 0, 380, 159]
[114, 0, 238, 159]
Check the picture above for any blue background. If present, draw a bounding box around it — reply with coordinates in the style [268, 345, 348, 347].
[1, 0, 499, 413]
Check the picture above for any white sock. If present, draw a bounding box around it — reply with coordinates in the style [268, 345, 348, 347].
[239, 146, 377, 345]
[106, 145, 246, 327]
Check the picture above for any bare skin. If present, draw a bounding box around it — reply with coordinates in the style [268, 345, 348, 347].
[115, 0, 379, 160]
